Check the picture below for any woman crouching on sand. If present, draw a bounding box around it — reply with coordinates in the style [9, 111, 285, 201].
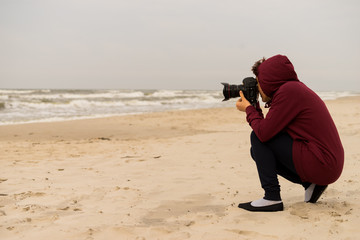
[236, 54, 344, 212]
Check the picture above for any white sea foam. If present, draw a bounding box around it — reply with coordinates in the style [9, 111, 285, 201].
[12, 91, 145, 100]
[317, 91, 359, 100]
[151, 90, 183, 98]
[0, 89, 358, 125]
[0, 89, 37, 94]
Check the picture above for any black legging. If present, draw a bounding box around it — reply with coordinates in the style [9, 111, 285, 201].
[250, 131, 310, 201]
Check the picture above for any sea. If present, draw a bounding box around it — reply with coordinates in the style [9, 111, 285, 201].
[0, 89, 358, 125]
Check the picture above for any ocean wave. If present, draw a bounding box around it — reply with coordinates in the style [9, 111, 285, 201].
[317, 91, 359, 100]
[0, 88, 358, 125]
[0, 89, 38, 94]
[8, 91, 145, 100]
[151, 90, 183, 98]
[4, 97, 217, 110]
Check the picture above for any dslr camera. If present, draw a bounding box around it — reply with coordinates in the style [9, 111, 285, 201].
[221, 77, 258, 106]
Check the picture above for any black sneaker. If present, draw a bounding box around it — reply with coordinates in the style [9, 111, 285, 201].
[238, 202, 284, 212]
[307, 185, 328, 203]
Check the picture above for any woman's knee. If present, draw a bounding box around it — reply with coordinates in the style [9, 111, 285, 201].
[250, 131, 261, 146]
[250, 147, 255, 161]
[250, 131, 262, 161]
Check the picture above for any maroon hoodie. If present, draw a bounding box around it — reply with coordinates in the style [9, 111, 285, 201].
[246, 55, 344, 185]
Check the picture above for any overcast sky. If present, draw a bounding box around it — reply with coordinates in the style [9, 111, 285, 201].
[0, 0, 359, 91]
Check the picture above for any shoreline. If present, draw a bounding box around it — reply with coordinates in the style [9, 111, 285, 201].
[0, 107, 236, 142]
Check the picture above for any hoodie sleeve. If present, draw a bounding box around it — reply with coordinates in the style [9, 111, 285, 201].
[254, 101, 264, 118]
[246, 84, 301, 142]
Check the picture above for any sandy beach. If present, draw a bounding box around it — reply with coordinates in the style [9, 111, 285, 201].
[1, 96, 360, 240]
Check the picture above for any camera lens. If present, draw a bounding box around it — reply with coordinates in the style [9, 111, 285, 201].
[222, 83, 243, 101]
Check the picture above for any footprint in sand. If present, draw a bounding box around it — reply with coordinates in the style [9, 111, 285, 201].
[141, 194, 226, 227]
[13, 191, 46, 200]
[0, 178, 8, 183]
[226, 229, 277, 239]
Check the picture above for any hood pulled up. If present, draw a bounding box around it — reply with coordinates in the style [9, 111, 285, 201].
[258, 54, 299, 97]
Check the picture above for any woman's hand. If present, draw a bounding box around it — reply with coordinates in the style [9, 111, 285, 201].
[236, 91, 251, 112]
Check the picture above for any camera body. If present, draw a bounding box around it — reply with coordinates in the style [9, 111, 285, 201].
[221, 77, 258, 106]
